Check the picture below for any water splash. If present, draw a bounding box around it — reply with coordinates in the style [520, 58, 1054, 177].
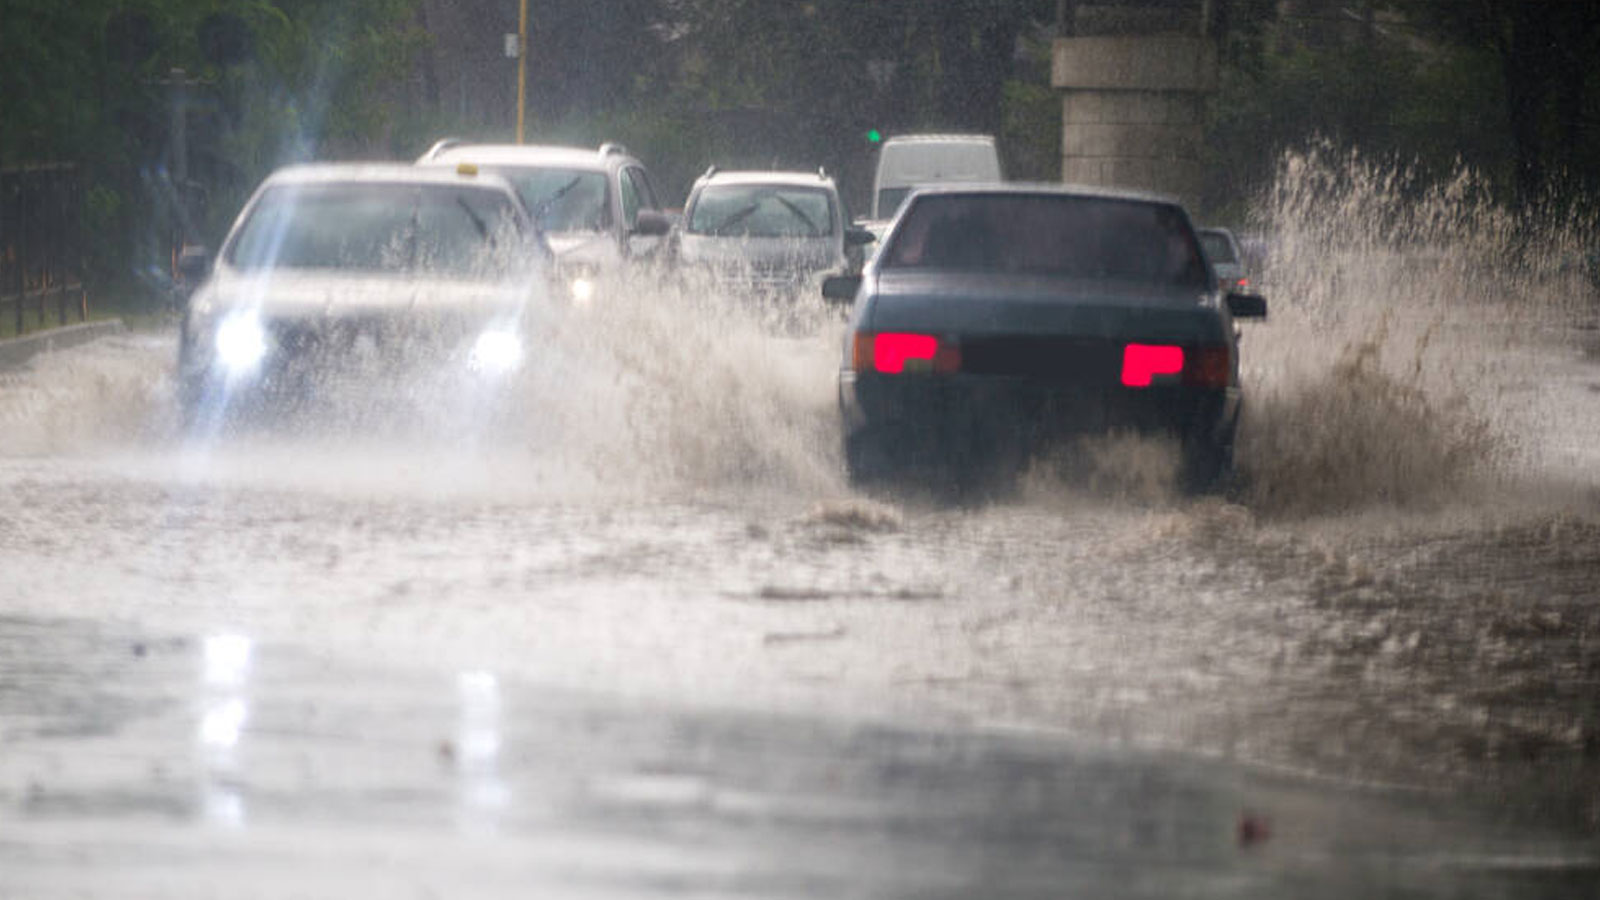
[1235, 145, 1596, 516]
[520, 268, 845, 496]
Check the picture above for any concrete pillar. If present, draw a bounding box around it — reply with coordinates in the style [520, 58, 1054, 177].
[1052, 4, 1218, 208]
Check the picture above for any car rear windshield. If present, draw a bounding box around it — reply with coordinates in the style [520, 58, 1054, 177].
[688, 185, 835, 238]
[881, 193, 1210, 289]
[500, 168, 611, 234]
[226, 183, 523, 277]
[1199, 231, 1239, 263]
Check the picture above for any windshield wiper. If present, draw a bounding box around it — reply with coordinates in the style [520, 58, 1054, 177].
[456, 195, 491, 240]
[532, 176, 583, 222]
[772, 194, 821, 236]
[707, 202, 761, 236]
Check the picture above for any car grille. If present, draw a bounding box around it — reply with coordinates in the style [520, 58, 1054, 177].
[266, 317, 470, 365]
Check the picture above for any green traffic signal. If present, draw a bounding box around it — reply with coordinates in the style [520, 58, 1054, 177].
[867, 129, 882, 143]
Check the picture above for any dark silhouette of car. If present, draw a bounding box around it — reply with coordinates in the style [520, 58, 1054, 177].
[823, 184, 1268, 491]
[1198, 226, 1253, 295]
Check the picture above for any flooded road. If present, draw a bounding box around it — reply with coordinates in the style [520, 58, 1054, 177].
[3, 158, 1600, 894]
[1, 318, 1596, 895]
[3, 617, 1596, 899]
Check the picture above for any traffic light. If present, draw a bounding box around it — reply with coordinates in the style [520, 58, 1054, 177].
[867, 129, 883, 144]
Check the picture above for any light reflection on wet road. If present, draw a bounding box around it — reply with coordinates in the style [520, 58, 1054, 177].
[2, 616, 1596, 898]
[1, 298, 1599, 896]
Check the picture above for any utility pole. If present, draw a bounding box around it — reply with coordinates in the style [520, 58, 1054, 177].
[516, 0, 529, 143]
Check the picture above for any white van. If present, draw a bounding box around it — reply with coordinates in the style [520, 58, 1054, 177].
[870, 134, 1002, 220]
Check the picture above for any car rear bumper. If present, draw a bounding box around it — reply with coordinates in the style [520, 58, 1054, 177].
[840, 370, 1238, 453]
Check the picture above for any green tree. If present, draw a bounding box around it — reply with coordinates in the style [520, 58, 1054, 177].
[1, 0, 428, 298]
[1388, 0, 1600, 202]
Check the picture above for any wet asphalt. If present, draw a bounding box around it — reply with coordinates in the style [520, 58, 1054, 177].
[3, 314, 1600, 897]
[2, 614, 1597, 899]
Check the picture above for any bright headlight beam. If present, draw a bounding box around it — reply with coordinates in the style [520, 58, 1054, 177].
[214, 314, 268, 374]
[569, 277, 595, 306]
[470, 330, 525, 375]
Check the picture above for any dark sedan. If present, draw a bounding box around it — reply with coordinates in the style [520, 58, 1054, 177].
[823, 184, 1267, 491]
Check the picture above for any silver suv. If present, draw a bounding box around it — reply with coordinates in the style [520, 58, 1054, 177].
[676, 167, 875, 298]
[418, 140, 672, 301]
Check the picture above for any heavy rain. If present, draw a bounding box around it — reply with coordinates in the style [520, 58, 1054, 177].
[2, 2, 1599, 897]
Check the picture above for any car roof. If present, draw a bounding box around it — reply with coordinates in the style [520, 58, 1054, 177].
[252, 162, 521, 203]
[903, 181, 1184, 207]
[693, 169, 837, 190]
[262, 163, 522, 192]
[418, 142, 634, 171]
[880, 133, 996, 146]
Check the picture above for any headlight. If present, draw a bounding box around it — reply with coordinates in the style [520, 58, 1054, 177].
[214, 313, 268, 375]
[569, 276, 596, 306]
[469, 329, 524, 375]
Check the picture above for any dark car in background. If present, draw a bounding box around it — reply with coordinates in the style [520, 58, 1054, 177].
[1198, 226, 1252, 294]
[825, 185, 1268, 490]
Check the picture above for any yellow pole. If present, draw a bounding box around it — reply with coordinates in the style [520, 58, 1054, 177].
[516, 0, 529, 143]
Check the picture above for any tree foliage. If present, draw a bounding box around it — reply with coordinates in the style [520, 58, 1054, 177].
[1, 0, 425, 290]
[1200, 0, 1600, 218]
[1387, 0, 1600, 203]
[4, 0, 1592, 300]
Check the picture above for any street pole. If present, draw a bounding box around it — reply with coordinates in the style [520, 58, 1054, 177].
[516, 0, 528, 144]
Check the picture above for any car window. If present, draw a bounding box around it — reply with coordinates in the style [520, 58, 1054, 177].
[626, 167, 660, 211]
[687, 185, 836, 238]
[501, 168, 611, 234]
[881, 193, 1209, 288]
[1199, 231, 1239, 263]
[619, 168, 641, 228]
[225, 183, 523, 278]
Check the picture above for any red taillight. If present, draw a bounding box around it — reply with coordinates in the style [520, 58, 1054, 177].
[1183, 345, 1232, 388]
[1121, 344, 1184, 387]
[853, 332, 960, 374]
[1123, 343, 1232, 388]
[1235, 277, 1250, 291]
[874, 333, 937, 373]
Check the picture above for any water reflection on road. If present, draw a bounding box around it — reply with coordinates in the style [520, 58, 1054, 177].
[1, 616, 1595, 899]
[198, 633, 251, 829]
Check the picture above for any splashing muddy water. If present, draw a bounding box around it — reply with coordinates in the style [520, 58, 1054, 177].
[0, 153, 1597, 834]
[1232, 147, 1597, 516]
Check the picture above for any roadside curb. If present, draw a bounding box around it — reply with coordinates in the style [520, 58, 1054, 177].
[0, 319, 126, 370]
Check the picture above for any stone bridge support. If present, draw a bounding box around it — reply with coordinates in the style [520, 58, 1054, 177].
[1052, 3, 1219, 208]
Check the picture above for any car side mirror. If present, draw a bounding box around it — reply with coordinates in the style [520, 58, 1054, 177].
[631, 210, 672, 237]
[821, 274, 861, 304]
[1226, 292, 1267, 319]
[845, 226, 876, 247]
[177, 245, 211, 281]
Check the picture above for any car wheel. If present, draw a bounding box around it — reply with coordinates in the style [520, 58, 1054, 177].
[1180, 435, 1234, 494]
[844, 428, 896, 486]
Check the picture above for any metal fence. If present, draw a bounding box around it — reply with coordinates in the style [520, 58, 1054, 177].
[1, 164, 89, 336]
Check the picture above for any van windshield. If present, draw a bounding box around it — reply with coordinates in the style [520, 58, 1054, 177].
[881, 193, 1209, 289]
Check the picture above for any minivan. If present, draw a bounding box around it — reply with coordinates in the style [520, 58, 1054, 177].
[870, 134, 1002, 220]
